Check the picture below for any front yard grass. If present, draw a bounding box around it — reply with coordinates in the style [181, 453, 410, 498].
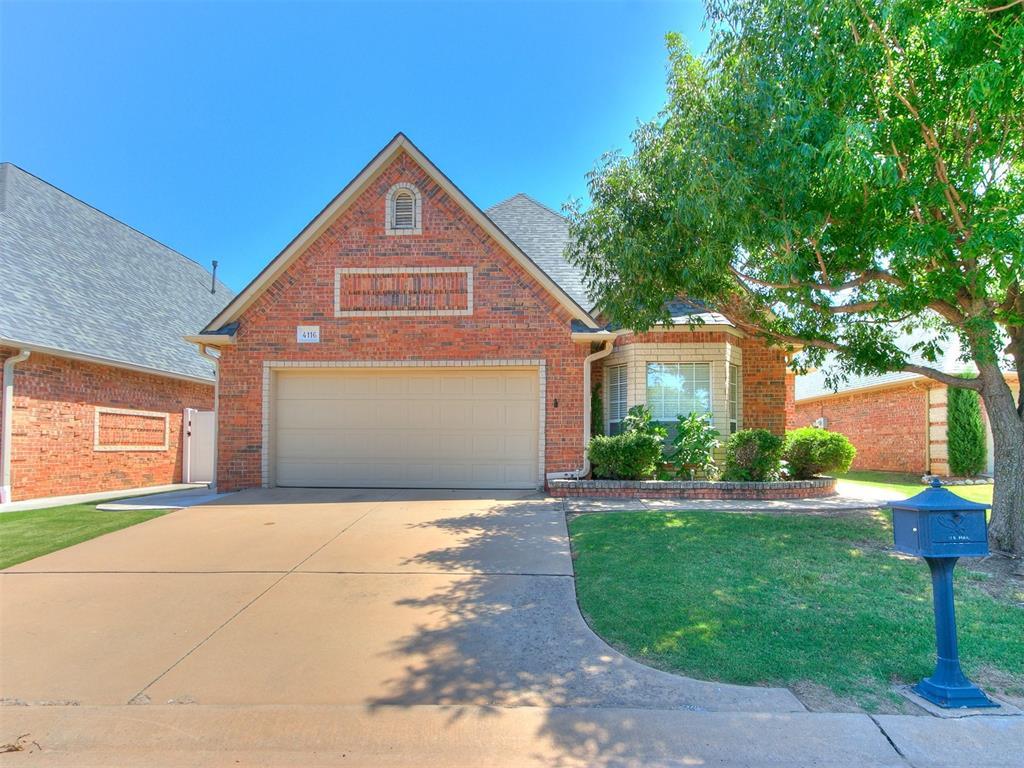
[0, 503, 169, 569]
[838, 470, 993, 505]
[569, 509, 1023, 712]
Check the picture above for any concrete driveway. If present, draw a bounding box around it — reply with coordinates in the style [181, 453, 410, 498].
[0, 488, 800, 712]
[5, 489, 1020, 767]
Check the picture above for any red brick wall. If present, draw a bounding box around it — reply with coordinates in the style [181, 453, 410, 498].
[1, 345, 214, 501]
[741, 337, 790, 435]
[792, 383, 928, 473]
[216, 150, 589, 491]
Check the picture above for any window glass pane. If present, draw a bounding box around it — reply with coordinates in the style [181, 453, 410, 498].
[645, 363, 710, 422]
[728, 363, 739, 433]
[607, 364, 628, 428]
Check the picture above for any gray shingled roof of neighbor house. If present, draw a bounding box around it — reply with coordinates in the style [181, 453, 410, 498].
[794, 330, 971, 400]
[0, 163, 233, 382]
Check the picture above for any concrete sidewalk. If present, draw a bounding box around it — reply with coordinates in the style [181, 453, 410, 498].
[1, 704, 1020, 767]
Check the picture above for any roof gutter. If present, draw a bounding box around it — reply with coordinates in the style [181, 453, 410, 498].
[0, 337, 214, 385]
[2, 349, 31, 504]
[546, 337, 616, 482]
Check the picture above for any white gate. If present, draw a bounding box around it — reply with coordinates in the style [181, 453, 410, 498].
[183, 408, 215, 484]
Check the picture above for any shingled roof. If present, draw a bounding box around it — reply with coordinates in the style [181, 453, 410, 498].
[0, 163, 233, 382]
[486, 193, 591, 308]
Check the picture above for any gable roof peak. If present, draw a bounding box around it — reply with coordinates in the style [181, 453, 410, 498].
[202, 134, 599, 332]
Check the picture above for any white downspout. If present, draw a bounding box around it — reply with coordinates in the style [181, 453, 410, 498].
[546, 339, 615, 481]
[2, 349, 31, 504]
[197, 344, 220, 491]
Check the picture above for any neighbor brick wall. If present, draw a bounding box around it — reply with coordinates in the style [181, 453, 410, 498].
[1, 345, 214, 501]
[216, 150, 591, 492]
[792, 382, 929, 474]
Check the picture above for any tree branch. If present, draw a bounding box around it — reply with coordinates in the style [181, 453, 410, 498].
[968, 0, 1023, 12]
[719, 296, 984, 391]
[730, 265, 904, 292]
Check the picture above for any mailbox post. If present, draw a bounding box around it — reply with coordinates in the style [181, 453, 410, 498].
[886, 479, 996, 709]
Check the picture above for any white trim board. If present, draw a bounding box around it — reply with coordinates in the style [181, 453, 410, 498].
[260, 359, 547, 489]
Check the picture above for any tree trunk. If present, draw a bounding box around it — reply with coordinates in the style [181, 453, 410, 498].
[977, 365, 1024, 559]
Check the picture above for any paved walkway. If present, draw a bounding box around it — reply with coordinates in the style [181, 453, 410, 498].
[561, 479, 903, 514]
[1, 488, 1018, 766]
[0, 483, 208, 514]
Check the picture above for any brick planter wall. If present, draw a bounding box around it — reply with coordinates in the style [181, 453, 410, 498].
[547, 477, 837, 499]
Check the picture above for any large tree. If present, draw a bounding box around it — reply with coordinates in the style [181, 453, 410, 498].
[567, 0, 1024, 555]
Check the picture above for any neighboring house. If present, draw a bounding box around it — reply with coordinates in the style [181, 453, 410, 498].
[192, 134, 791, 492]
[790, 338, 1019, 476]
[0, 163, 233, 502]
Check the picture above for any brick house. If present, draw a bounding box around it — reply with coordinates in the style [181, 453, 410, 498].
[193, 134, 791, 492]
[791, 348, 1019, 476]
[0, 163, 232, 503]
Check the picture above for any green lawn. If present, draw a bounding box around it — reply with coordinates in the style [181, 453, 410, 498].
[0, 503, 169, 569]
[570, 509, 1023, 712]
[838, 470, 994, 505]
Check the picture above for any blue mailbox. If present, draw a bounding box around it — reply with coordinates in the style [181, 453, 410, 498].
[886, 480, 996, 709]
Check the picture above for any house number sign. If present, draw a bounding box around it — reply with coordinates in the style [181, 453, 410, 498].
[296, 325, 321, 343]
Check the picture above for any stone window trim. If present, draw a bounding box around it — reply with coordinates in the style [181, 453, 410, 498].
[384, 182, 423, 235]
[334, 266, 474, 317]
[93, 406, 170, 452]
[260, 359, 547, 489]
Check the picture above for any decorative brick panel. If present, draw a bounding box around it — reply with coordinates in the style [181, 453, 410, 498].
[334, 267, 472, 317]
[94, 407, 169, 451]
[792, 382, 929, 474]
[0, 346, 214, 501]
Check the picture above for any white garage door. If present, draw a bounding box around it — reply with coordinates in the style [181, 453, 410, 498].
[273, 368, 539, 489]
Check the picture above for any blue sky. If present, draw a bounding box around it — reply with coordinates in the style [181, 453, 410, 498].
[2, 1, 709, 291]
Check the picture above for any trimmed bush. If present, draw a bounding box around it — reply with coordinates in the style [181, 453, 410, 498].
[588, 431, 665, 479]
[782, 427, 856, 479]
[587, 405, 666, 479]
[669, 412, 721, 480]
[722, 429, 784, 482]
[947, 384, 987, 477]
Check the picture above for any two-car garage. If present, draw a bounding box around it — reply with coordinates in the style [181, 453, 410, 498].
[270, 367, 541, 489]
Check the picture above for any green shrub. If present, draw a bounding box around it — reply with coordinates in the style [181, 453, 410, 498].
[722, 429, 783, 481]
[621, 404, 668, 440]
[668, 412, 721, 479]
[782, 427, 856, 479]
[947, 384, 986, 476]
[588, 431, 665, 479]
[590, 383, 604, 438]
[587, 405, 666, 479]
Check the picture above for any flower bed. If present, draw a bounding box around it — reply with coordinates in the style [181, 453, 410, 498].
[547, 477, 836, 499]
